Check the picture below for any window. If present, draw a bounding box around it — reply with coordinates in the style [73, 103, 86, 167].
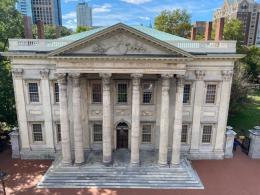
[181, 125, 188, 143]
[202, 125, 212, 143]
[205, 84, 217, 104]
[56, 124, 61, 142]
[32, 124, 43, 142]
[93, 123, 102, 142]
[142, 124, 152, 143]
[117, 83, 128, 103]
[92, 82, 102, 103]
[183, 84, 191, 104]
[142, 82, 153, 104]
[54, 82, 59, 103]
[28, 83, 39, 102]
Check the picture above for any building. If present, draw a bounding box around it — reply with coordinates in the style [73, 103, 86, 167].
[213, 0, 260, 46]
[193, 21, 207, 36]
[4, 23, 242, 188]
[16, 0, 32, 17]
[31, 0, 62, 26]
[76, 2, 92, 27]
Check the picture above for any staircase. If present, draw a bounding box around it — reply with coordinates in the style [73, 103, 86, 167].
[38, 159, 204, 189]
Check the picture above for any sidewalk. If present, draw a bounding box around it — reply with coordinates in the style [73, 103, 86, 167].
[0, 148, 260, 195]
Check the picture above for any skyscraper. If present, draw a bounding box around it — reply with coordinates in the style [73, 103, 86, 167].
[16, 0, 32, 17]
[213, 0, 260, 46]
[77, 2, 92, 27]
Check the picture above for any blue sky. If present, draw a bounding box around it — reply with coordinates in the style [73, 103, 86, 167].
[61, 0, 260, 29]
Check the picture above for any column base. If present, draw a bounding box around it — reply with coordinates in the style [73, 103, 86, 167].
[62, 160, 72, 166]
[130, 161, 140, 167]
[75, 161, 85, 166]
[103, 160, 112, 167]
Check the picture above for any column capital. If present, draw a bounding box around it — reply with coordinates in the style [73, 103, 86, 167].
[99, 73, 112, 79]
[12, 68, 23, 79]
[100, 73, 111, 87]
[221, 70, 233, 81]
[161, 74, 173, 79]
[195, 70, 206, 80]
[176, 75, 185, 88]
[131, 73, 143, 79]
[69, 73, 81, 79]
[55, 73, 67, 85]
[131, 74, 142, 87]
[40, 69, 50, 79]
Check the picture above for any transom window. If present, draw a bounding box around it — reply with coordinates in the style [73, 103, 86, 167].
[54, 82, 59, 103]
[181, 124, 188, 143]
[142, 124, 152, 143]
[93, 123, 102, 142]
[32, 124, 43, 142]
[56, 123, 61, 142]
[202, 125, 213, 143]
[183, 84, 191, 104]
[28, 83, 39, 103]
[117, 83, 128, 103]
[205, 84, 217, 104]
[92, 82, 102, 103]
[142, 82, 153, 104]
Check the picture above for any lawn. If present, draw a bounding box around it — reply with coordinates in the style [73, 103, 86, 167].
[228, 89, 260, 136]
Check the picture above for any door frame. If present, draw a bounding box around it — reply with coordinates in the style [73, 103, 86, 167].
[114, 121, 131, 149]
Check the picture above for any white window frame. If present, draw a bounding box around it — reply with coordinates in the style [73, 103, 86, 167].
[204, 82, 219, 105]
[91, 80, 102, 104]
[181, 124, 190, 144]
[116, 81, 129, 104]
[183, 83, 192, 105]
[92, 122, 103, 143]
[141, 123, 154, 144]
[54, 81, 59, 104]
[141, 81, 154, 105]
[200, 124, 215, 145]
[29, 122, 45, 144]
[25, 80, 41, 104]
[55, 122, 61, 143]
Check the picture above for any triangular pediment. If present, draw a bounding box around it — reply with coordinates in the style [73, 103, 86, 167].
[49, 23, 193, 58]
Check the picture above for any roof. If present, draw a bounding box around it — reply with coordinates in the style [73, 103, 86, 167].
[59, 24, 188, 42]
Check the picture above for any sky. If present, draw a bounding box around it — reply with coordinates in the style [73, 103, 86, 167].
[61, 0, 260, 30]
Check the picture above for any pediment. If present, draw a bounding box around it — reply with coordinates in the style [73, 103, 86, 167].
[50, 23, 193, 58]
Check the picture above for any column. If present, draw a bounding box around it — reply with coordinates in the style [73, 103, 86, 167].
[158, 74, 173, 166]
[130, 73, 142, 166]
[40, 69, 55, 150]
[224, 126, 237, 158]
[171, 75, 185, 165]
[12, 69, 30, 151]
[100, 73, 112, 165]
[71, 73, 85, 165]
[215, 70, 233, 152]
[190, 70, 205, 154]
[57, 74, 72, 165]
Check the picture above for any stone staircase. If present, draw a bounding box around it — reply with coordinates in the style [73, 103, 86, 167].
[38, 159, 204, 189]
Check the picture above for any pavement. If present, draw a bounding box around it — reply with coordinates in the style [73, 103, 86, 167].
[1, 147, 260, 195]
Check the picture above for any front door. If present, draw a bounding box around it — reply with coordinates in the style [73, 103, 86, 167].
[116, 122, 128, 149]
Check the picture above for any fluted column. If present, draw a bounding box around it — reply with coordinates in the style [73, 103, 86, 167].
[71, 73, 85, 165]
[215, 70, 233, 152]
[158, 74, 173, 166]
[172, 75, 185, 165]
[130, 73, 142, 166]
[190, 70, 205, 155]
[57, 74, 72, 165]
[100, 73, 112, 165]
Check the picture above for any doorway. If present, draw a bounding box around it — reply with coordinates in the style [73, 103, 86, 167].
[116, 122, 129, 149]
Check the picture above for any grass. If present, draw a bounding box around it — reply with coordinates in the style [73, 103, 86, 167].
[228, 89, 260, 136]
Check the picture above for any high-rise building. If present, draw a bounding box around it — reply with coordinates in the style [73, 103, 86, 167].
[77, 2, 92, 27]
[16, 0, 32, 17]
[31, 0, 62, 26]
[213, 0, 260, 46]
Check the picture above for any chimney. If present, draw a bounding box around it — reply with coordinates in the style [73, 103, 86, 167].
[215, 17, 225, 41]
[37, 20, 45, 39]
[191, 27, 197, 40]
[23, 16, 33, 39]
[204, 21, 212, 41]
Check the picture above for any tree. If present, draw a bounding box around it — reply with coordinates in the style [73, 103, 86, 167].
[0, 0, 23, 127]
[32, 25, 72, 39]
[76, 26, 91, 33]
[154, 9, 192, 38]
[223, 19, 244, 50]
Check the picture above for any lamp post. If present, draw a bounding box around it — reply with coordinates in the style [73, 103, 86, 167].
[0, 170, 7, 195]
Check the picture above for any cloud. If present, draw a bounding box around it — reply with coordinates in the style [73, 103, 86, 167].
[62, 11, 76, 20]
[93, 3, 112, 13]
[64, 0, 78, 3]
[64, 19, 77, 30]
[139, 16, 150, 20]
[121, 0, 151, 5]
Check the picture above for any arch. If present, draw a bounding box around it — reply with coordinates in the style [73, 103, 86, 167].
[116, 121, 129, 149]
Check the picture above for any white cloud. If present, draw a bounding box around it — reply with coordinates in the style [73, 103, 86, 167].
[121, 0, 151, 5]
[64, 19, 77, 30]
[93, 3, 112, 13]
[139, 16, 150, 20]
[64, 0, 78, 3]
[62, 11, 76, 20]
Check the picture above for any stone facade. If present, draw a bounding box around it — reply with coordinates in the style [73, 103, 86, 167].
[4, 23, 242, 165]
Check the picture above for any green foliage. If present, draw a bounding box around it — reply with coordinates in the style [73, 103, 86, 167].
[32, 25, 72, 39]
[241, 46, 260, 83]
[0, 0, 23, 51]
[223, 19, 243, 49]
[76, 26, 92, 33]
[154, 9, 192, 38]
